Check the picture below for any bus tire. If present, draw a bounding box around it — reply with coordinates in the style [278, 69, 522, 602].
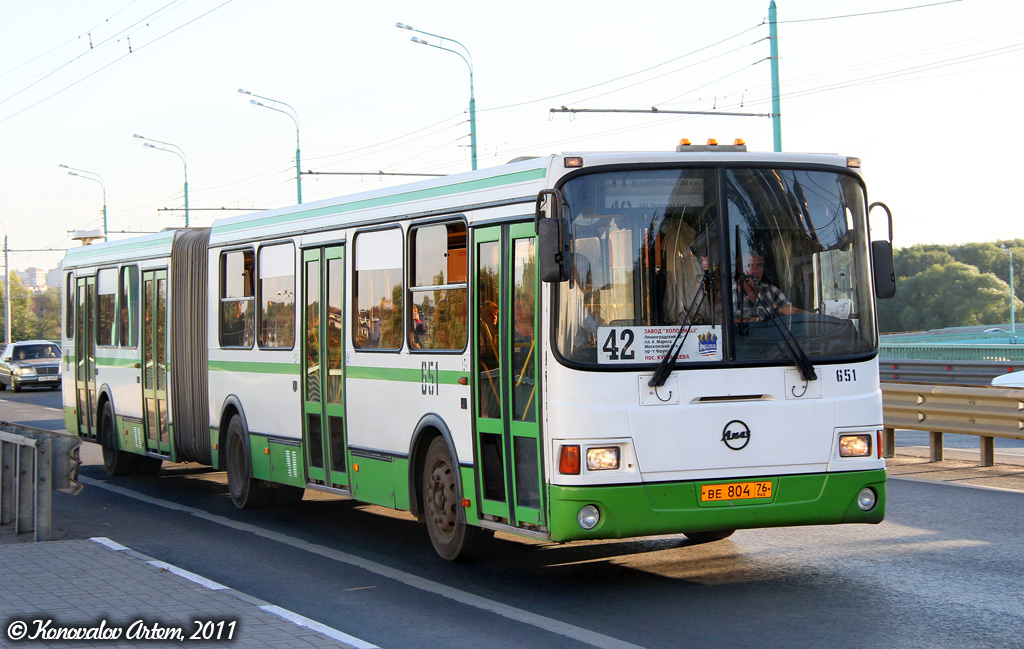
[683, 529, 736, 543]
[422, 436, 491, 561]
[225, 415, 272, 509]
[100, 402, 138, 477]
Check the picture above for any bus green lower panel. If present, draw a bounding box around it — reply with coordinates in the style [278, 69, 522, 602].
[351, 456, 397, 508]
[547, 469, 886, 542]
[248, 435, 306, 488]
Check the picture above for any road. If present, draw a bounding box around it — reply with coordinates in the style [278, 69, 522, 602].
[3, 388, 1024, 649]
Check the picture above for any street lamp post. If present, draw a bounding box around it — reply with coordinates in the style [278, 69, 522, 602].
[396, 23, 477, 171]
[0, 220, 9, 345]
[1004, 244, 1016, 344]
[238, 89, 302, 204]
[60, 164, 108, 242]
[134, 134, 190, 227]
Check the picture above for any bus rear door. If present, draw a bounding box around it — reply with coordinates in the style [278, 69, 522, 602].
[74, 276, 97, 437]
[302, 246, 349, 490]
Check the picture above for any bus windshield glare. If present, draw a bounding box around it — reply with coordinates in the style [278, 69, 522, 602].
[555, 167, 877, 367]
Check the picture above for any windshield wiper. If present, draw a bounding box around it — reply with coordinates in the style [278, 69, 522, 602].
[742, 277, 817, 382]
[649, 267, 713, 388]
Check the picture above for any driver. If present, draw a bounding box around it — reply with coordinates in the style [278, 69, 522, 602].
[734, 253, 804, 322]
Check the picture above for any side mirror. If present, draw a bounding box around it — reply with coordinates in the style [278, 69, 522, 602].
[871, 240, 896, 299]
[868, 202, 896, 299]
[535, 189, 569, 283]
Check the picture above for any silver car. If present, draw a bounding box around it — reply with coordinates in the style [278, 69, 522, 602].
[0, 340, 62, 392]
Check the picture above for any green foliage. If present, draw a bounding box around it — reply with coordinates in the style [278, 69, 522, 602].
[0, 276, 62, 342]
[879, 240, 1024, 333]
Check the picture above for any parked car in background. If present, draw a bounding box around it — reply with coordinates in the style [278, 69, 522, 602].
[991, 371, 1024, 388]
[0, 340, 62, 392]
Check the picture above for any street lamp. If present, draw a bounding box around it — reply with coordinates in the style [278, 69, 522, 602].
[238, 89, 302, 204]
[0, 220, 9, 345]
[134, 134, 190, 227]
[1004, 243, 1016, 344]
[60, 164, 108, 242]
[396, 22, 477, 171]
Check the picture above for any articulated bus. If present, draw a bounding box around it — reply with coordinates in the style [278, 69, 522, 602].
[61, 141, 896, 560]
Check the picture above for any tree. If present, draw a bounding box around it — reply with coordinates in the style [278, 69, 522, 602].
[0, 273, 35, 342]
[879, 262, 1021, 332]
[31, 288, 62, 340]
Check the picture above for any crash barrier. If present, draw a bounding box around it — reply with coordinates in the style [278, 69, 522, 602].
[879, 342, 1024, 362]
[0, 422, 82, 541]
[881, 383, 1024, 467]
[878, 359, 1019, 386]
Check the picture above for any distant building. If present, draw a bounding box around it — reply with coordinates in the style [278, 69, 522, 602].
[17, 267, 47, 291]
[46, 264, 62, 289]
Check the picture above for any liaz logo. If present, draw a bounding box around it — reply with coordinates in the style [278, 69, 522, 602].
[721, 420, 751, 450]
[697, 331, 718, 356]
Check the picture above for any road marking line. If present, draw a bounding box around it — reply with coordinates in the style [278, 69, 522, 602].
[81, 475, 646, 649]
[890, 474, 1024, 493]
[88, 536, 373, 648]
[260, 604, 379, 649]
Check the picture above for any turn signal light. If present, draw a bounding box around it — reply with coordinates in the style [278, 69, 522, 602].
[559, 445, 581, 475]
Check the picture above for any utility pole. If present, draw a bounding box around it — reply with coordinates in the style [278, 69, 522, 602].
[769, 0, 782, 152]
[3, 234, 10, 345]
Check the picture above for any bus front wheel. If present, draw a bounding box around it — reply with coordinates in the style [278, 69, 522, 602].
[225, 415, 272, 509]
[422, 436, 491, 561]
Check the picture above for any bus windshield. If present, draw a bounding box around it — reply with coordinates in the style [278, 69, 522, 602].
[555, 166, 877, 367]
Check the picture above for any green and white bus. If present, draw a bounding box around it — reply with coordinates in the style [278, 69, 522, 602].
[62, 141, 896, 560]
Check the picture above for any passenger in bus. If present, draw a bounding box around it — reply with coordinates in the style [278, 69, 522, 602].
[734, 253, 804, 321]
[479, 300, 501, 418]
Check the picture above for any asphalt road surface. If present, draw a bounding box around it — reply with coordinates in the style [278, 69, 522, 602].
[3, 389, 1023, 649]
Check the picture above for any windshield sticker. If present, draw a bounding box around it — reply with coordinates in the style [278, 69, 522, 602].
[597, 326, 722, 364]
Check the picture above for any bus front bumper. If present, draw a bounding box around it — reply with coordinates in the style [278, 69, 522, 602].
[547, 469, 886, 542]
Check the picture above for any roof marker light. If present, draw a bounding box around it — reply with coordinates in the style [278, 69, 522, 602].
[679, 138, 692, 146]
[564, 156, 583, 168]
[734, 138, 746, 146]
[706, 138, 719, 146]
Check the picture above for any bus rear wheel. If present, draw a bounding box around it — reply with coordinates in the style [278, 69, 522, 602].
[683, 530, 736, 544]
[422, 437, 491, 561]
[100, 402, 138, 476]
[225, 415, 272, 509]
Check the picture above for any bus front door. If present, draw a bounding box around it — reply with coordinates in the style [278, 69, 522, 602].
[74, 276, 97, 437]
[473, 223, 544, 528]
[302, 246, 349, 490]
[141, 270, 170, 455]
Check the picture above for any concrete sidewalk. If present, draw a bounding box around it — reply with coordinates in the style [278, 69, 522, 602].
[0, 537, 374, 649]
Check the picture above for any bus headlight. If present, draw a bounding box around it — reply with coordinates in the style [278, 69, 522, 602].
[586, 447, 620, 471]
[839, 434, 872, 457]
[577, 505, 600, 530]
[857, 487, 877, 511]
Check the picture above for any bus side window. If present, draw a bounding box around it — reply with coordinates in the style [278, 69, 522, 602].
[257, 243, 295, 349]
[119, 265, 139, 347]
[65, 273, 75, 340]
[96, 268, 117, 347]
[354, 228, 404, 351]
[220, 249, 255, 348]
[408, 221, 467, 351]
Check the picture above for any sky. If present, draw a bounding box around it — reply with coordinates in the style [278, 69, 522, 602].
[0, 0, 1022, 274]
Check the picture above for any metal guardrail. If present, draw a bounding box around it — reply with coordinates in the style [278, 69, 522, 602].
[881, 382, 1024, 467]
[879, 342, 1024, 361]
[879, 359, 1019, 386]
[0, 422, 82, 541]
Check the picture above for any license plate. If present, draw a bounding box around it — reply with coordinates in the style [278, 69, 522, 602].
[38, 376, 57, 381]
[700, 480, 772, 502]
